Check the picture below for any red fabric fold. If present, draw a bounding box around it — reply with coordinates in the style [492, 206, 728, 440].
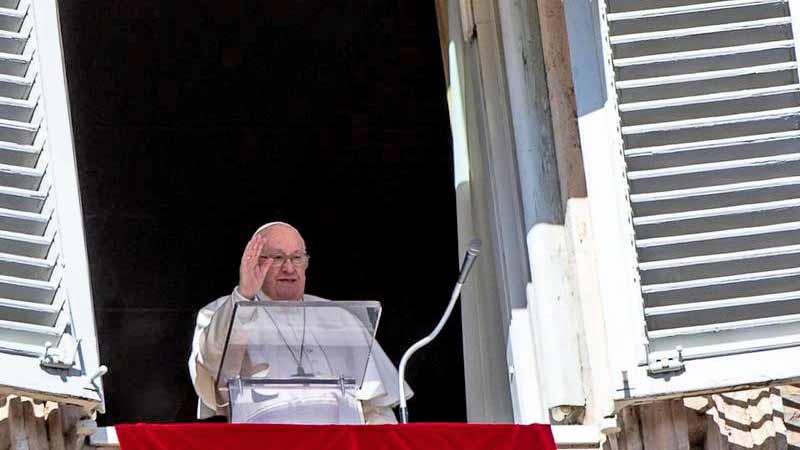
[115, 422, 556, 450]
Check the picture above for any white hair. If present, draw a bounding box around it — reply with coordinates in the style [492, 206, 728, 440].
[252, 222, 306, 253]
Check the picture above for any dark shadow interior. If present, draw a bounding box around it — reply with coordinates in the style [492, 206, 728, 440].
[56, 2, 464, 424]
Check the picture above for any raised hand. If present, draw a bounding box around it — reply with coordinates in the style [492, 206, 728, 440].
[238, 233, 273, 299]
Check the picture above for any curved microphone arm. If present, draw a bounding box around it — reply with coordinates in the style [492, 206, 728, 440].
[398, 239, 481, 423]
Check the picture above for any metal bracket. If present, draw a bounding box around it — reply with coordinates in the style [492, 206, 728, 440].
[647, 346, 684, 375]
[40, 335, 79, 370]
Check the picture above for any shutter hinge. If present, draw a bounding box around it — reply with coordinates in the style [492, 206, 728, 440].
[647, 346, 684, 375]
[40, 335, 79, 370]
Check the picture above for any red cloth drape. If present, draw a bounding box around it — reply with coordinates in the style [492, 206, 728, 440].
[115, 423, 556, 450]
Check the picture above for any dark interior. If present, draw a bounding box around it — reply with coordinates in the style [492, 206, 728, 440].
[56, 2, 465, 424]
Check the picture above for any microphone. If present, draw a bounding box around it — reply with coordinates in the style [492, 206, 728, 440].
[457, 239, 482, 284]
[398, 239, 482, 423]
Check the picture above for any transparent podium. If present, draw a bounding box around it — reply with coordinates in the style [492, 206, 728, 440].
[215, 300, 381, 424]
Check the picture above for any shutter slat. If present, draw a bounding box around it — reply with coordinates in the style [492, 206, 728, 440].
[0, 228, 51, 258]
[640, 243, 800, 270]
[0, 182, 49, 210]
[0, 29, 28, 55]
[641, 246, 800, 285]
[0, 186, 48, 202]
[638, 225, 800, 261]
[0, 3, 27, 34]
[0, 270, 59, 291]
[0, 139, 39, 153]
[0, 51, 30, 77]
[0, 71, 33, 85]
[0, 340, 46, 357]
[646, 290, 800, 316]
[641, 266, 800, 293]
[626, 130, 800, 157]
[0, 97, 37, 122]
[0, 117, 38, 145]
[631, 176, 800, 203]
[0, 116, 40, 131]
[617, 61, 796, 89]
[0, 73, 35, 100]
[614, 40, 794, 67]
[0, 292, 63, 326]
[619, 84, 800, 111]
[0, 51, 29, 63]
[621, 106, 800, 134]
[0, 29, 28, 40]
[635, 197, 800, 225]
[648, 312, 800, 338]
[611, 17, 791, 44]
[0, 311, 66, 346]
[0, 160, 43, 177]
[0, 207, 50, 239]
[0, 251, 53, 268]
[0, 250, 53, 280]
[629, 153, 800, 179]
[0, 140, 43, 169]
[0, 6, 24, 18]
[0, 95, 36, 107]
[0, 206, 49, 223]
[637, 220, 800, 248]
[608, 0, 785, 22]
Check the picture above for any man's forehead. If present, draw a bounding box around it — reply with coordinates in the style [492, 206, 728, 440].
[258, 226, 306, 251]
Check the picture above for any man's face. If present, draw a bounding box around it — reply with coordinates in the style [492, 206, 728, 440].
[258, 225, 308, 300]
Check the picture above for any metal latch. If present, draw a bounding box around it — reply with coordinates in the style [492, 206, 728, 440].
[647, 346, 684, 375]
[41, 335, 80, 370]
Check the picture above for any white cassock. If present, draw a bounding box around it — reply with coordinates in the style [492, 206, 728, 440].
[188, 287, 413, 424]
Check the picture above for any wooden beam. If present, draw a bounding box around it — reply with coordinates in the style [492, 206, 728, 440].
[21, 402, 46, 450]
[459, 0, 475, 42]
[0, 396, 10, 450]
[7, 398, 28, 450]
[617, 405, 644, 450]
[638, 400, 690, 450]
[535, 0, 587, 205]
[46, 408, 65, 450]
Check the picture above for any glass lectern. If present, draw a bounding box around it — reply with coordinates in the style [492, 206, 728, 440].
[215, 300, 381, 424]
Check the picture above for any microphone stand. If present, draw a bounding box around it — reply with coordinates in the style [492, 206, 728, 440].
[397, 239, 481, 423]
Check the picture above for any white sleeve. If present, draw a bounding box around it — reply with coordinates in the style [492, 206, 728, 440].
[188, 287, 251, 416]
[364, 404, 399, 424]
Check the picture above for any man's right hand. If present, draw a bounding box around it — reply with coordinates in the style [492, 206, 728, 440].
[238, 233, 273, 300]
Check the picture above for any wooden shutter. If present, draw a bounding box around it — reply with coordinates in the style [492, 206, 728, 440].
[566, 0, 800, 402]
[0, 0, 101, 408]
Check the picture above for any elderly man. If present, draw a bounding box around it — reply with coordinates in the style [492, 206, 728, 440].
[189, 222, 411, 424]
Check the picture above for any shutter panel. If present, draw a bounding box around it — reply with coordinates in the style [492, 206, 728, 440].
[566, 0, 800, 402]
[613, 0, 800, 358]
[0, 0, 101, 408]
